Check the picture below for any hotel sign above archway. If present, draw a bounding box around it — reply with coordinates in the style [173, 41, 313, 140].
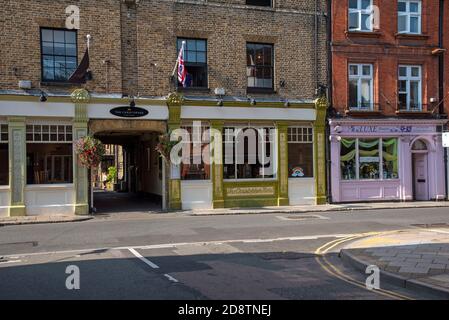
[110, 106, 149, 118]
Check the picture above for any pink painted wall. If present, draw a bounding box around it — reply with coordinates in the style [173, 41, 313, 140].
[329, 120, 446, 202]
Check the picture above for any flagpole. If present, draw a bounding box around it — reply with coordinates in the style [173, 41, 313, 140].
[171, 41, 185, 77]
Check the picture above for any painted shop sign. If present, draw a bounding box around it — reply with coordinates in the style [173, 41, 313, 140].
[110, 106, 149, 118]
[342, 125, 435, 134]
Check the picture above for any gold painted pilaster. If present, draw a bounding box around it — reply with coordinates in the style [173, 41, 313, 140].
[277, 123, 289, 206]
[314, 97, 328, 205]
[167, 92, 183, 210]
[8, 117, 26, 216]
[72, 89, 90, 215]
[211, 120, 224, 208]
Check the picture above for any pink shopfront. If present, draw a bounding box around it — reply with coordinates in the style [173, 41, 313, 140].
[329, 119, 447, 203]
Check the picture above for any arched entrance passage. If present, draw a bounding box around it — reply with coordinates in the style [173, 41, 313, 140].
[411, 139, 429, 201]
[89, 119, 167, 214]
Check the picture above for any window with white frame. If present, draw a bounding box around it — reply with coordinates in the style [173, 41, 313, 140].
[0, 124, 8, 186]
[348, 0, 373, 31]
[288, 127, 314, 178]
[223, 127, 276, 180]
[398, 0, 421, 34]
[340, 138, 399, 180]
[398, 65, 422, 111]
[26, 124, 73, 185]
[348, 63, 374, 110]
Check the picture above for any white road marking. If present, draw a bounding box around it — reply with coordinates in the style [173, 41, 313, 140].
[0, 260, 22, 265]
[0, 233, 354, 259]
[164, 274, 179, 283]
[127, 248, 159, 269]
[120, 234, 353, 250]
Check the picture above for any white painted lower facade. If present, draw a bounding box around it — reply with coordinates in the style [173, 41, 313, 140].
[0, 186, 10, 217]
[181, 180, 213, 210]
[288, 178, 316, 205]
[25, 184, 75, 215]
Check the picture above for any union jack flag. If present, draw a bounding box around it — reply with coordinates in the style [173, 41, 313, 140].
[177, 41, 187, 87]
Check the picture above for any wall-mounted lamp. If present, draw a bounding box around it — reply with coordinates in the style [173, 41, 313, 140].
[39, 91, 48, 102]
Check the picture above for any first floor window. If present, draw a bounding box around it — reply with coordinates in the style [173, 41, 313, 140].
[340, 138, 398, 180]
[348, 63, 373, 110]
[288, 127, 314, 178]
[247, 43, 274, 90]
[177, 38, 208, 88]
[180, 124, 210, 180]
[26, 124, 73, 184]
[0, 124, 8, 186]
[41, 28, 78, 82]
[223, 127, 276, 180]
[349, 0, 373, 31]
[398, 0, 421, 34]
[398, 65, 422, 111]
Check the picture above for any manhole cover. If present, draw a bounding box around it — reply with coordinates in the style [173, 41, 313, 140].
[411, 223, 449, 228]
[258, 252, 315, 260]
[277, 215, 328, 221]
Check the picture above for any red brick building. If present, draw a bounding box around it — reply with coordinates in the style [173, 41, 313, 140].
[328, 0, 447, 203]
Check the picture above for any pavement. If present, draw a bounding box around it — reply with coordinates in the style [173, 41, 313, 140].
[340, 227, 449, 299]
[0, 214, 92, 226]
[2, 200, 449, 226]
[184, 201, 449, 216]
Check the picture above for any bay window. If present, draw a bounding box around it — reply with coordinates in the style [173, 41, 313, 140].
[288, 127, 314, 178]
[398, 65, 422, 111]
[340, 138, 398, 180]
[223, 127, 276, 180]
[26, 124, 73, 184]
[349, 0, 373, 31]
[398, 1, 421, 34]
[0, 124, 8, 186]
[348, 63, 373, 110]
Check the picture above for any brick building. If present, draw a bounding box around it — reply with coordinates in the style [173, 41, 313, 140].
[328, 0, 447, 203]
[0, 0, 328, 216]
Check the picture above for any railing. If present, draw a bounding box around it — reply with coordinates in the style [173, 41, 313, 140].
[396, 103, 428, 113]
[346, 103, 381, 112]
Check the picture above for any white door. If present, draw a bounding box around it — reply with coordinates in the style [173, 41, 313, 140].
[413, 153, 429, 201]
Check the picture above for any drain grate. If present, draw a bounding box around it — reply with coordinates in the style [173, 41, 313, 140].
[411, 223, 449, 228]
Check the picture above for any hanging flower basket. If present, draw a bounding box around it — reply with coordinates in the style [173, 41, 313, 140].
[155, 130, 179, 164]
[74, 135, 106, 168]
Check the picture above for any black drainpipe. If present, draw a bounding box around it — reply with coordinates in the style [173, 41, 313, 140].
[439, 0, 448, 200]
[326, 0, 333, 203]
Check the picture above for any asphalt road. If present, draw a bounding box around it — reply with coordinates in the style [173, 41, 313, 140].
[0, 207, 448, 300]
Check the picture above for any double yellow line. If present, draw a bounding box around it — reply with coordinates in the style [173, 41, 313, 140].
[315, 233, 414, 300]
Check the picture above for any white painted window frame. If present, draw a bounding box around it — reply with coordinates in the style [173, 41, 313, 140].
[398, 65, 422, 111]
[348, 63, 374, 110]
[348, 0, 373, 32]
[0, 123, 8, 143]
[341, 138, 400, 181]
[398, 0, 422, 34]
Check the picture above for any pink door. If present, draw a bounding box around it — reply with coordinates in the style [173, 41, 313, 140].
[413, 153, 429, 201]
